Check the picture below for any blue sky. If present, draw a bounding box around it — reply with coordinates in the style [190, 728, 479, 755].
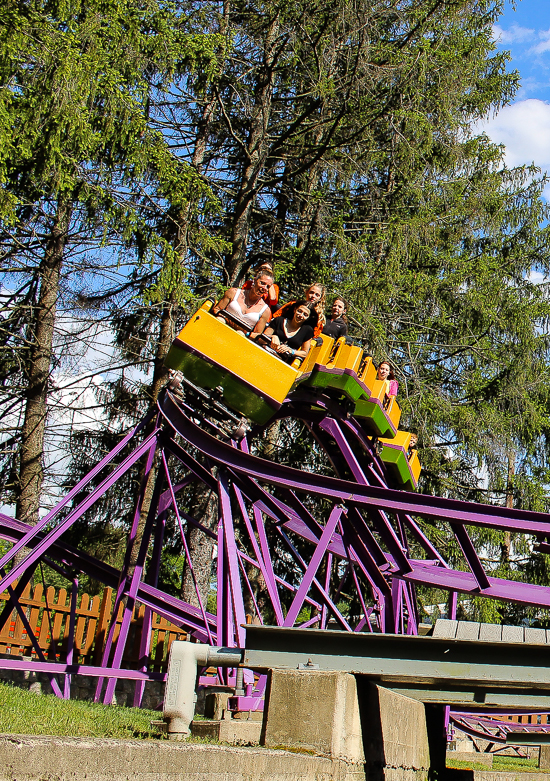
[482, 0, 550, 183]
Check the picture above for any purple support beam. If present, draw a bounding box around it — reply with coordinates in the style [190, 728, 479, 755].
[0, 414, 156, 576]
[102, 440, 165, 705]
[283, 506, 343, 627]
[451, 522, 490, 590]
[0, 430, 160, 599]
[218, 471, 247, 648]
[133, 500, 168, 708]
[276, 526, 352, 632]
[95, 434, 159, 703]
[232, 485, 284, 625]
[5, 380, 550, 719]
[163, 452, 214, 646]
[64, 578, 79, 698]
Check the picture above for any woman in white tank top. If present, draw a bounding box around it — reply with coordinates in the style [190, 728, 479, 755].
[225, 287, 268, 329]
[212, 271, 273, 335]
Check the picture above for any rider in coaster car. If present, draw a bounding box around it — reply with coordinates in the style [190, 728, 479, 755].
[261, 300, 318, 363]
[272, 282, 326, 337]
[242, 260, 280, 313]
[322, 296, 348, 340]
[212, 271, 273, 336]
[376, 360, 398, 402]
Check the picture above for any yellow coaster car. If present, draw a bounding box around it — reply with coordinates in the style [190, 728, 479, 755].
[353, 380, 401, 438]
[164, 300, 302, 425]
[164, 302, 419, 490]
[303, 337, 377, 402]
[377, 431, 421, 491]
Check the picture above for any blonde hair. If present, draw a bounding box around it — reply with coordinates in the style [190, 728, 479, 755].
[305, 282, 326, 325]
[255, 270, 274, 283]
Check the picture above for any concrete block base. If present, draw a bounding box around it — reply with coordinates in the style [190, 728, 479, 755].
[261, 669, 364, 761]
[191, 718, 262, 745]
[202, 689, 234, 719]
[0, 735, 367, 781]
[361, 681, 431, 775]
[261, 669, 432, 780]
[540, 744, 550, 769]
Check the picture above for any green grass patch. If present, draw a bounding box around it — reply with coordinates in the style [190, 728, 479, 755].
[447, 754, 548, 774]
[0, 681, 165, 739]
[446, 758, 494, 772]
[493, 755, 543, 773]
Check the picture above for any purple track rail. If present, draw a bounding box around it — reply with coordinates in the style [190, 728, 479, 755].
[1, 387, 550, 725]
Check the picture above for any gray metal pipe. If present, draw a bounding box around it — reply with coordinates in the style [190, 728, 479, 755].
[163, 641, 243, 738]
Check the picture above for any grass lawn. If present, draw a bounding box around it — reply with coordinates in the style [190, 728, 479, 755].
[448, 754, 547, 774]
[0, 681, 165, 739]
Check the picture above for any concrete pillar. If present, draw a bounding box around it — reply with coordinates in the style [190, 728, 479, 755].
[261, 668, 364, 763]
[360, 680, 431, 778]
[260, 669, 432, 779]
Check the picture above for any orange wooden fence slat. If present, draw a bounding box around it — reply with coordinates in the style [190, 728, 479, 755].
[0, 582, 186, 670]
[51, 588, 67, 652]
[74, 593, 89, 653]
[82, 594, 100, 656]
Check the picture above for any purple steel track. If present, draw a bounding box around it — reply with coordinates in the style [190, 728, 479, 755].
[1, 386, 550, 717]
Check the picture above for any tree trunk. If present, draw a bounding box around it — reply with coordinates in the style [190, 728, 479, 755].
[226, 13, 280, 282]
[15, 199, 71, 528]
[128, 296, 177, 573]
[181, 482, 218, 608]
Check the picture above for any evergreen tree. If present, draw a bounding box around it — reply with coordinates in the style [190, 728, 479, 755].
[0, 0, 222, 527]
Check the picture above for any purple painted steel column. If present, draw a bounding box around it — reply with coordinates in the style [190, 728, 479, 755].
[95, 430, 160, 702]
[218, 471, 247, 648]
[232, 485, 284, 625]
[449, 591, 458, 620]
[64, 578, 79, 698]
[133, 498, 168, 708]
[321, 552, 333, 630]
[102, 439, 165, 705]
[216, 506, 227, 653]
[162, 451, 215, 646]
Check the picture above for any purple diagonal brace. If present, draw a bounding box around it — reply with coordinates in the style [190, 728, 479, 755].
[284, 505, 343, 627]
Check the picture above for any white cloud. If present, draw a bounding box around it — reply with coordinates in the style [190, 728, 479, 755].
[529, 28, 550, 55]
[49, 373, 109, 432]
[492, 23, 535, 45]
[477, 99, 550, 169]
[529, 270, 549, 286]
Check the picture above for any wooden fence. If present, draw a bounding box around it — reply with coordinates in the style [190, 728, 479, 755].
[0, 583, 187, 671]
[493, 713, 550, 725]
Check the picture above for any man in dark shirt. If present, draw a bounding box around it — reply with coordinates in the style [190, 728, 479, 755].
[322, 297, 348, 339]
